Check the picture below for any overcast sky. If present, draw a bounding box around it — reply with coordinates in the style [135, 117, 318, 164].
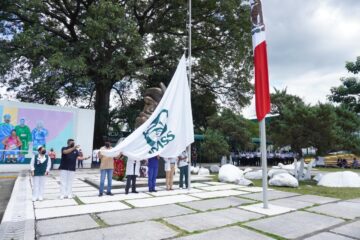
[242, 0, 360, 118]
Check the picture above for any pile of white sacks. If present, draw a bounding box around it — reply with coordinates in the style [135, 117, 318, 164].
[218, 160, 315, 188]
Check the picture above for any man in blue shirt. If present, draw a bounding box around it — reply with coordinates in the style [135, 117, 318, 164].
[147, 155, 159, 192]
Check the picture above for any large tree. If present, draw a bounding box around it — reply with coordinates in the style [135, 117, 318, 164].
[329, 56, 360, 113]
[269, 90, 360, 155]
[0, 0, 253, 148]
[207, 108, 255, 151]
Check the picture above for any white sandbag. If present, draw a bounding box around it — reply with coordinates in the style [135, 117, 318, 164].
[268, 169, 289, 178]
[313, 173, 323, 182]
[191, 166, 199, 174]
[244, 170, 263, 180]
[198, 167, 210, 176]
[218, 164, 244, 183]
[210, 165, 220, 173]
[243, 168, 253, 174]
[269, 173, 299, 188]
[236, 178, 253, 186]
[318, 171, 360, 188]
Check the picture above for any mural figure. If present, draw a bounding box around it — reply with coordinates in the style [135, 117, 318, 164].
[32, 121, 48, 151]
[0, 114, 14, 161]
[15, 118, 32, 162]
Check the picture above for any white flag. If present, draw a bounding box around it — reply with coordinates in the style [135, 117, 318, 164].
[102, 55, 194, 160]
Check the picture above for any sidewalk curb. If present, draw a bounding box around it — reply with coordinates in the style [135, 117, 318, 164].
[0, 171, 35, 240]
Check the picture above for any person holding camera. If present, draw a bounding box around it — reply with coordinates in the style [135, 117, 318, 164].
[59, 139, 80, 199]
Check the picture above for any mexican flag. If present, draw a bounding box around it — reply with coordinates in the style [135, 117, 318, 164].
[251, 0, 270, 121]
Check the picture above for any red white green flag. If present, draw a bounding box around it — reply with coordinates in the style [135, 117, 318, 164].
[251, 0, 271, 121]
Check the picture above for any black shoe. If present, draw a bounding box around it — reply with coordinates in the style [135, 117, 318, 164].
[106, 192, 114, 196]
[98, 193, 103, 197]
[125, 192, 129, 195]
[152, 190, 157, 192]
[132, 191, 139, 194]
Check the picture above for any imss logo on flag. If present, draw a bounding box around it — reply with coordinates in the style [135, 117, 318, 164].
[143, 109, 175, 154]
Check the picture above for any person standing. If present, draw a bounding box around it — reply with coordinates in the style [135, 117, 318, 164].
[125, 158, 140, 194]
[77, 148, 90, 168]
[164, 157, 176, 190]
[48, 148, 56, 170]
[59, 139, 80, 199]
[98, 142, 115, 196]
[178, 151, 189, 189]
[147, 155, 159, 192]
[30, 146, 51, 201]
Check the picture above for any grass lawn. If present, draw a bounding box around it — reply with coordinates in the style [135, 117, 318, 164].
[251, 179, 360, 200]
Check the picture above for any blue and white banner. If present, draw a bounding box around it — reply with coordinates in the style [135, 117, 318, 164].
[102, 55, 194, 160]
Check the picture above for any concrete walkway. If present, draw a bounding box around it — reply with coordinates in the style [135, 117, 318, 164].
[1, 169, 360, 240]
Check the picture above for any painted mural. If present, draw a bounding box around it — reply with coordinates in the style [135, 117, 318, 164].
[0, 105, 74, 164]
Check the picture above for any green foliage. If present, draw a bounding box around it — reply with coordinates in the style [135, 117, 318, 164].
[207, 108, 255, 150]
[270, 90, 360, 155]
[200, 129, 229, 163]
[270, 88, 304, 115]
[192, 89, 218, 132]
[0, 0, 254, 147]
[329, 77, 360, 113]
[329, 57, 360, 113]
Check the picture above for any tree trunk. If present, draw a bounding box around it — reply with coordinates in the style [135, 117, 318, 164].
[93, 82, 112, 149]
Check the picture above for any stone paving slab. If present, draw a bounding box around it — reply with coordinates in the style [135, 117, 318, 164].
[189, 190, 248, 199]
[269, 198, 315, 210]
[79, 192, 151, 204]
[287, 194, 339, 204]
[149, 188, 203, 197]
[196, 184, 243, 191]
[331, 220, 360, 239]
[71, 187, 98, 192]
[98, 204, 195, 225]
[36, 202, 130, 219]
[34, 199, 78, 209]
[303, 232, 354, 240]
[175, 226, 274, 240]
[241, 191, 299, 201]
[240, 203, 295, 216]
[245, 211, 345, 239]
[125, 194, 199, 208]
[307, 201, 360, 220]
[37, 214, 98, 236]
[164, 208, 263, 232]
[204, 181, 227, 185]
[39, 221, 178, 240]
[180, 196, 255, 211]
[240, 187, 268, 193]
[345, 198, 360, 203]
[42, 188, 61, 194]
[188, 182, 210, 187]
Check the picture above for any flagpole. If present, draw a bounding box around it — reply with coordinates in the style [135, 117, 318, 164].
[260, 119, 268, 208]
[187, 0, 192, 191]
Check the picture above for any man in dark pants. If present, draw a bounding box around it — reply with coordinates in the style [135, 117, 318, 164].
[178, 151, 189, 189]
[148, 156, 159, 192]
[125, 158, 139, 194]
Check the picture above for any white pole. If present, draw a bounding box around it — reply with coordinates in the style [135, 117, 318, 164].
[260, 119, 268, 208]
[187, 0, 192, 191]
